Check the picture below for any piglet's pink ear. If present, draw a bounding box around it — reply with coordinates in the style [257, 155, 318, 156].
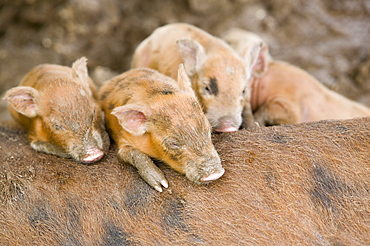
[250, 43, 270, 78]
[111, 104, 149, 136]
[3, 86, 39, 118]
[177, 38, 206, 77]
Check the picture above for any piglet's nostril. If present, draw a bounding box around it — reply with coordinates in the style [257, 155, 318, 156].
[82, 147, 104, 163]
[200, 168, 225, 182]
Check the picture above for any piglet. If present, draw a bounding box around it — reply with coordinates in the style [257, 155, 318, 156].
[131, 23, 261, 132]
[223, 28, 370, 126]
[3, 57, 110, 163]
[99, 65, 224, 192]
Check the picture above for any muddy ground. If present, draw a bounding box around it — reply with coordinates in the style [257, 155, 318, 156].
[0, 0, 369, 120]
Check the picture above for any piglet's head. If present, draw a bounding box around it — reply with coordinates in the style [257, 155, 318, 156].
[4, 58, 109, 163]
[112, 64, 224, 184]
[177, 38, 260, 132]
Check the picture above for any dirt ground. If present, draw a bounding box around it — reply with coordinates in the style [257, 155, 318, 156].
[1, 0, 369, 120]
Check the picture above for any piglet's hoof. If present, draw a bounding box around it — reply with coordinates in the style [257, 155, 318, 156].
[139, 167, 169, 192]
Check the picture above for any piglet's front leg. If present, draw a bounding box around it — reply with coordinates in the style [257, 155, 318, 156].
[242, 104, 258, 130]
[30, 140, 70, 159]
[118, 146, 168, 192]
[253, 99, 299, 126]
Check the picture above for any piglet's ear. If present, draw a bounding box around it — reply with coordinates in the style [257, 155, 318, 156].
[111, 104, 149, 136]
[244, 42, 270, 78]
[177, 64, 195, 97]
[3, 86, 39, 118]
[177, 38, 206, 77]
[72, 57, 90, 87]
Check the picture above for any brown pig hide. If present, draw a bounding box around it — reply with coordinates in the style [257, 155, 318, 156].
[0, 118, 369, 245]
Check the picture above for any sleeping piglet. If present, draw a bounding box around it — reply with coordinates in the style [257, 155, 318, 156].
[131, 23, 261, 132]
[99, 65, 224, 192]
[223, 28, 370, 126]
[3, 57, 110, 163]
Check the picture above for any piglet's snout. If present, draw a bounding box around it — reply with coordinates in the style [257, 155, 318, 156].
[214, 117, 239, 133]
[200, 168, 225, 182]
[82, 147, 104, 163]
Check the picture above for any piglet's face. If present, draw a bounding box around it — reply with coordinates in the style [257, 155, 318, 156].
[152, 96, 224, 183]
[112, 95, 224, 184]
[5, 81, 109, 163]
[38, 82, 109, 163]
[177, 38, 259, 132]
[194, 61, 249, 133]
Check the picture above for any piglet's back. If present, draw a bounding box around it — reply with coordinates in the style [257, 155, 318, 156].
[20, 63, 97, 96]
[99, 68, 177, 102]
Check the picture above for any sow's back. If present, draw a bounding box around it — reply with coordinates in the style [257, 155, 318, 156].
[0, 117, 369, 245]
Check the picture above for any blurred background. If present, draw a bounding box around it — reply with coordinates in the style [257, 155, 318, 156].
[1, 0, 369, 120]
